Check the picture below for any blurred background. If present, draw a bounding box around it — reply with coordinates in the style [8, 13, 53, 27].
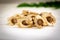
[0, 0, 60, 3]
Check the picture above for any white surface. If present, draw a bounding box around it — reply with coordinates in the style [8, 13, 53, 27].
[0, 3, 60, 40]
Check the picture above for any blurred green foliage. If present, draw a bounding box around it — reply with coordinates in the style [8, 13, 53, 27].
[17, 1, 60, 9]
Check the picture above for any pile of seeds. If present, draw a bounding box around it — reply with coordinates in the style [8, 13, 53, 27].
[8, 10, 56, 28]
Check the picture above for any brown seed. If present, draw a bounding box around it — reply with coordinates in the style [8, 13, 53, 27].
[37, 19, 43, 26]
[11, 18, 17, 24]
[22, 20, 28, 25]
[31, 16, 35, 25]
[46, 16, 53, 23]
[32, 19, 35, 25]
